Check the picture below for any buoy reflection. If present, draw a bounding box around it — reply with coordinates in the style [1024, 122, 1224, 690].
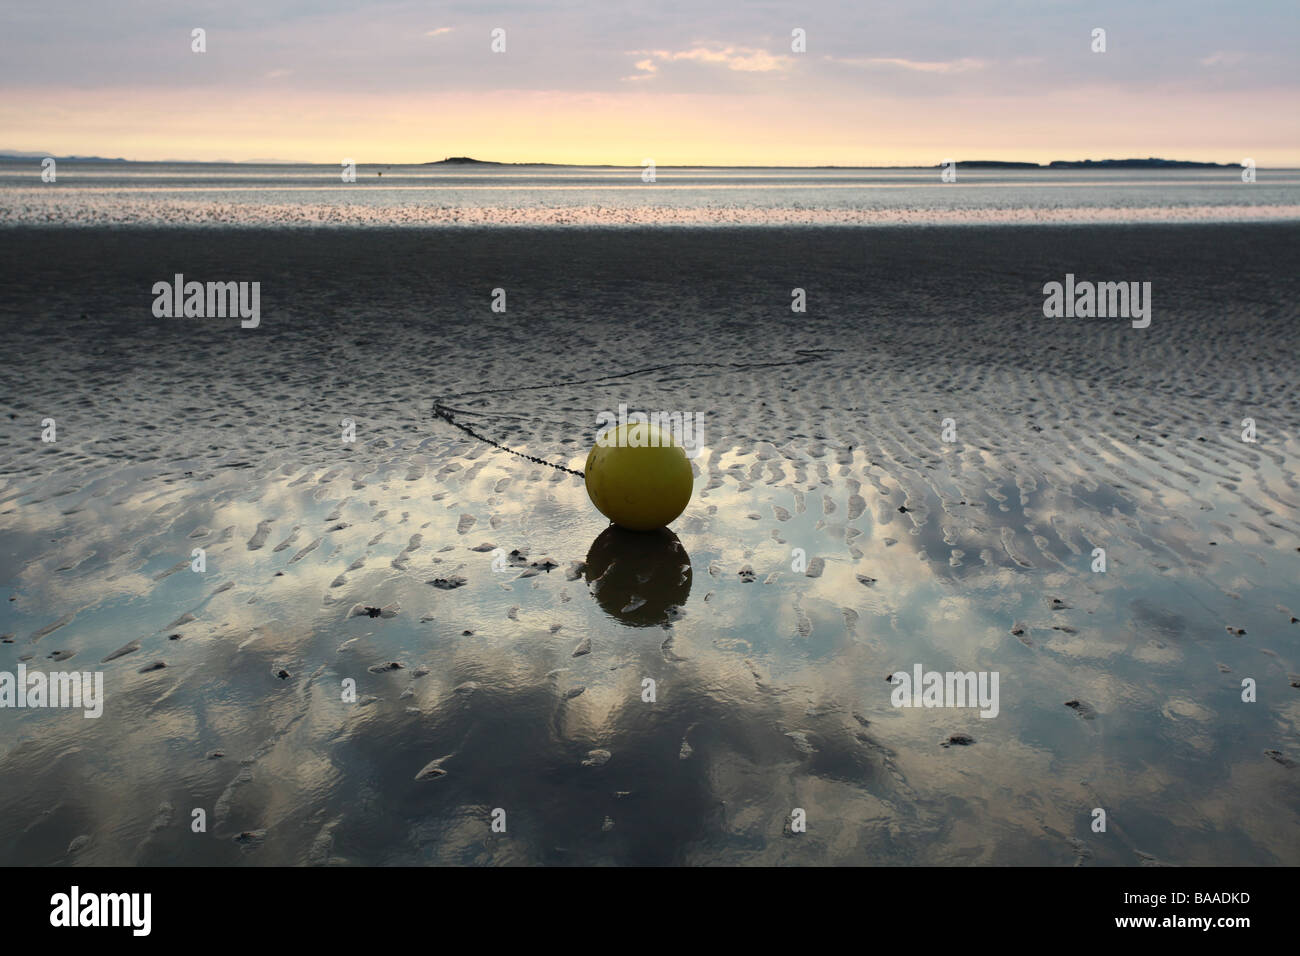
[584, 525, 692, 627]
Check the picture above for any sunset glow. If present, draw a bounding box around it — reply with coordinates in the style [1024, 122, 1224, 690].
[3, 1, 1297, 165]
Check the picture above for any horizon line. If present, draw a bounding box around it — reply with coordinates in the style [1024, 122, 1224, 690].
[0, 153, 1290, 169]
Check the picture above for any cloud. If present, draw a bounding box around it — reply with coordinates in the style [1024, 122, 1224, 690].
[425, 27, 453, 37]
[825, 55, 988, 73]
[627, 44, 796, 79]
[1199, 51, 1245, 67]
[621, 58, 659, 82]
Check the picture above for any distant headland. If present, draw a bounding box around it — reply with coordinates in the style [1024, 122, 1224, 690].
[424, 156, 1239, 169]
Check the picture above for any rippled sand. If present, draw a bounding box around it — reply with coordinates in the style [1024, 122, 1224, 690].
[0, 225, 1297, 865]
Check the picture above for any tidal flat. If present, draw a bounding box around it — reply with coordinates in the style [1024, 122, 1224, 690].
[0, 224, 1297, 865]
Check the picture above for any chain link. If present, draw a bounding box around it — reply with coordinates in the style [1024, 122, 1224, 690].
[431, 402, 586, 478]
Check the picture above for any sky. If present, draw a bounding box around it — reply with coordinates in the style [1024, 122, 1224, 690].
[2, 0, 1297, 165]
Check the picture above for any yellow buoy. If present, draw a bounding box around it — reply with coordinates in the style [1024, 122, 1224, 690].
[584, 422, 693, 531]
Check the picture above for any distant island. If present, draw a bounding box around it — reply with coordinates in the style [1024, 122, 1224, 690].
[0, 150, 128, 162]
[423, 156, 565, 167]
[952, 158, 1234, 169]
[1048, 158, 1234, 168]
[425, 156, 504, 166]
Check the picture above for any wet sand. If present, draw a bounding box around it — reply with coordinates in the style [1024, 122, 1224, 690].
[4, 161, 1298, 228]
[0, 224, 1298, 865]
